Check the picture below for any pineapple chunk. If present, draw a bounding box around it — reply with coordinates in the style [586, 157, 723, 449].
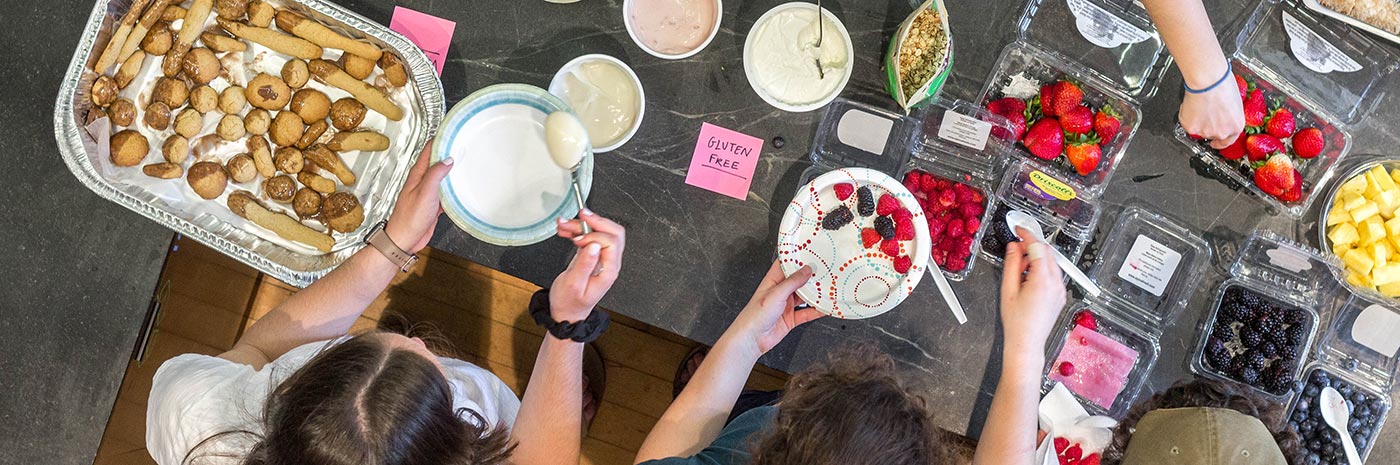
[1335, 243, 1354, 258]
[1349, 271, 1371, 288]
[1342, 175, 1369, 196]
[1343, 192, 1368, 211]
[1366, 172, 1383, 199]
[1362, 218, 1387, 245]
[1386, 217, 1400, 238]
[1372, 166, 1398, 191]
[1373, 241, 1390, 266]
[1329, 206, 1353, 226]
[1380, 191, 1400, 220]
[1331, 222, 1360, 246]
[1345, 248, 1376, 275]
[1391, 168, 1400, 186]
[1352, 201, 1381, 223]
[1374, 263, 1400, 286]
[1380, 281, 1400, 297]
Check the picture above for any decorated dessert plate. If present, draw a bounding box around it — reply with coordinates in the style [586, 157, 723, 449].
[432, 84, 594, 246]
[778, 168, 931, 319]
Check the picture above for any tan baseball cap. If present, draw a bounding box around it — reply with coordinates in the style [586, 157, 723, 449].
[1121, 407, 1286, 465]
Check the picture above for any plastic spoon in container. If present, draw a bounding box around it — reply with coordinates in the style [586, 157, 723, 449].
[1320, 386, 1363, 465]
[1004, 210, 1101, 297]
[927, 263, 967, 324]
[545, 111, 591, 235]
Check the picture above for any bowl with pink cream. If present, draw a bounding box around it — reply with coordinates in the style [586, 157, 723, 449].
[624, 0, 722, 59]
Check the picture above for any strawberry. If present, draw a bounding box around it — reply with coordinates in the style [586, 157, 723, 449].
[1043, 81, 1084, 117]
[1054, 437, 1070, 454]
[1059, 106, 1093, 136]
[1074, 311, 1098, 330]
[1293, 127, 1324, 158]
[1093, 105, 1121, 142]
[1219, 134, 1247, 160]
[1244, 89, 1266, 128]
[1065, 135, 1102, 176]
[881, 237, 901, 257]
[834, 183, 854, 201]
[1277, 168, 1303, 202]
[861, 228, 881, 248]
[986, 97, 1027, 118]
[895, 217, 915, 241]
[1001, 113, 1028, 142]
[892, 255, 912, 274]
[1236, 74, 1248, 100]
[1253, 153, 1296, 197]
[1245, 134, 1283, 161]
[1039, 83, 1060, 116]
[1024, 118, 1065, 160]
[1265, 108, 1296, 138]
[876, 194, 900, 216]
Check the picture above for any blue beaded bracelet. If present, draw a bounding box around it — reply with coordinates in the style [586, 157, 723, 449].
[1184, 63, 1234, 94]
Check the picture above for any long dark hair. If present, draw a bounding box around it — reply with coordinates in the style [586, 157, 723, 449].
[1103, 378, 1303, 465]
[749, 345, 958, 465]
[185, 332, 514, 465]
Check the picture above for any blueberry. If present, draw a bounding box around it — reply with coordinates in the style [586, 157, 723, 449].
[1356, 436, 1368, 450]
[1306, 454, 1320, 465]
[1309, 439, 1323, 451]
[1292, 411, 1307, 423]
[1305, 384, 1320, 397]
[1348, 418, 1361, 432]
[1297, 399, 1311, 412]
[1346, 399, 1355, 412]
[1342, 358, 1359, 371]
[770, 136, 785, 149]
[1323, 443, 1335, 456]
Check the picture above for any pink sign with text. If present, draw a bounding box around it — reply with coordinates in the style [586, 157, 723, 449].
[389, 6, 455, 75]
[685, 123, 763, 200]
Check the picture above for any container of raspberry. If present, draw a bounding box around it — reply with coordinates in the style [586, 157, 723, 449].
[1041, 206, 1211, 418]
[1173, 0, 1397, 219]
[979, 159, 1101, 269]
[1189, 232, 1336, 400]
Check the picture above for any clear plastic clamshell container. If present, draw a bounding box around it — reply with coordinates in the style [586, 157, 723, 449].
[976, 0, 1173, 195]
[802, 98, 1013, 280]
[980, 159, 1102, 268]
[1042, 206, 1211, 418]
[1177, 0, 1399, 218]
[1190, 232, 1338, 400]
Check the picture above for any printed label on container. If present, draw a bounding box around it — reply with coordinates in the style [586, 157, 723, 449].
[1067, 0, 1152, 49]
[1353, 304, 1400, 357]
[937, 110, 993, 151]
[837, 109, 895, 156]
[1029, 170, 1077, 201]
[1265, 247, 1313, 273]
[1117, 234, 1182, 296]
[1282, 11, 1362, 74]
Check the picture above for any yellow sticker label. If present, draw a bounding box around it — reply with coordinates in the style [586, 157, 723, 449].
[1029, 170, 1077, 201]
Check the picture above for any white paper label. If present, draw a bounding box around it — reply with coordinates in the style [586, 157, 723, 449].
[837, 109, 895, 156]
[1352, 304, 1400, 357]
[1117, 234, 1182, 296]
[937, 110, 993, 151]
[1282, 11, 1362, 74]
[1067, 0, 1152, 49]
[1265, 247, 1313, 273]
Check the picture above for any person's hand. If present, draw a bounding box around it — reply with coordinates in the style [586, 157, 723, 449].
[385, 142, 454, 254]
[724, 261, 822, 356]
[550, 210, 626, 322]
[1000, 230, 1068, 353]
[1179, 71, 1246, 150]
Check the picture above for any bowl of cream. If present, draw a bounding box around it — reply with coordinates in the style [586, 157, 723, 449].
[743, 3, 853, 112]
[548, 54, 646, 153]
[623, 0, 722, 60]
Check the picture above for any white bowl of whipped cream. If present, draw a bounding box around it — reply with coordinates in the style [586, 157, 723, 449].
[743, 3, 853, 112]
[549, 54, 646, 153]
[624, 0, 723, 60]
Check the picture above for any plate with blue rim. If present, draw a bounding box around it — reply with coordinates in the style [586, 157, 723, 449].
[432, 84, 594, 246]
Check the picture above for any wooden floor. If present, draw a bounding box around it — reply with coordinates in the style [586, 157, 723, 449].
[93, 235, 790, 465]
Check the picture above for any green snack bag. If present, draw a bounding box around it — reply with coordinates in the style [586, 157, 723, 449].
[885, 0, 954, 110]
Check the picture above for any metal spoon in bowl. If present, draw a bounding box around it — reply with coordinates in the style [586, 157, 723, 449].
[812, 0, 824, 79]
[1004, 209, 1101, 297]
[544, 111, 591, 235]
[1320, 386, 1363, 465]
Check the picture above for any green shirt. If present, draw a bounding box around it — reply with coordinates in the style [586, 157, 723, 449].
[637, 406, 777, 465]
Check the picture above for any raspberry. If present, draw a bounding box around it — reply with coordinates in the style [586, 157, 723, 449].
[932, 249, 948, 266]
[892, 207, 912, 223]
[919, 172, 938, 194]
[960, 202, 984, 219]
[821, 205, 853, 230]
[1054, 437, 1069, 454]
[833, 183, 854, 200]
[892, 255, 912, 274]
[970, 190, 985, 203]
[1081, 453, 1101, 465]
[881, 238, 901, 257]
[902, 174, 920, 194]
[953, 183, 976, 203]
[895, 218, 915, 241]
[946, 258, 967, 271]
[926, 217, 946, 238]
[856, 186, 875, 216]
[947, 219, 965, 238]
[874, 216, 896, 240]
[1075, 311, 1098, 330]
[964, 217, 981, 236]
[861, 228, 881, 248]
[937, 189, 956, 207]
[876, 194, 900, 216]
[1064, 444, 1082, 462]
[951, 244, 972, 261]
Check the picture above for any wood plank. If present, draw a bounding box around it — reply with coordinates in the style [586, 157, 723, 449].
[93, 436, 143, 465]
[155, 292, 244, 351]
[169, 236, 258, 278]
[104, 398, 148, 452]
[584, 401, 658, 453]
[599, 361, 674, 418]
[105, 448, 157, 465]
[581, 437, 637, 465]
[118, 331, 222, 407]
[161, 257, 257, 313]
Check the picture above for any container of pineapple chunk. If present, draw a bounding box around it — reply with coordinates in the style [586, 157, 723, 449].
[1321, 160, 1400, 298]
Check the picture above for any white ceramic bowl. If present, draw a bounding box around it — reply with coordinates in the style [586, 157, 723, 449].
[743, 2, 854, 113]
[548, 54, 646, 153]
[623, 0, 723, 60]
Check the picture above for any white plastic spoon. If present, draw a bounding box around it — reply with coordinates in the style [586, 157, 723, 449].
[545, 111, 591, 235]
[927, 264, 967, 324]
[1320, 386, 1363, 465]
[1005, 210, 1101, 297]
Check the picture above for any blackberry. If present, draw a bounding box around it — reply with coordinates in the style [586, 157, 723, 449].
[1239, 366, 1260, 385]
[1259, 341, 1279, 358]
[1253, 313, 1278, 335]
[1263, 364, 1294, 393]
[1279, 343, 1299, 362]
[1222, 301, 1250, 321]
[1229, 355, 1249, 374]
[1211, 321, 1235, 340]
[856, 186, 875, 216]
[1245, 349, 1268, 370]
[874, 216, 895, 240]
[983, 206, 1016, 256]
[1286, 309, 1308, 325]
[1241, 327, 1263, 347]
[1288, 324, 1307, 345]
[1236, 288, 1265, 308]
[1205, 337, 1231, 369]
[821, 205, 854, 230]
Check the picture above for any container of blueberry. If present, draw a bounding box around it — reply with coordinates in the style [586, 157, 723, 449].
[1042, 206, 1211, 418]
[1190, 232, 1338, 400]
[980, 159, 1101, 269]
[1287, 291, 1400, 463]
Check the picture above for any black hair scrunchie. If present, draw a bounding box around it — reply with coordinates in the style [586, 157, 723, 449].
[528, 289, 610, 343]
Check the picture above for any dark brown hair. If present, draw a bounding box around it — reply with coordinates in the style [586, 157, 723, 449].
[749, 345, 959, 465]
[1103, 378, 1304, 465]
[186, 332, 513, 465]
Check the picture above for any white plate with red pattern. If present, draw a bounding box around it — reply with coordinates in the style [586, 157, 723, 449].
[778, 168, 932, 319]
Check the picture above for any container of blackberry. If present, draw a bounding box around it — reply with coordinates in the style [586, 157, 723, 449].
[1041, 206, 1212, 418]
[897, 99, 1015, 280]
[1190, 232, 1337, 400]
[979, 159, 1102, 269]
[1287, 292, 1400, 462]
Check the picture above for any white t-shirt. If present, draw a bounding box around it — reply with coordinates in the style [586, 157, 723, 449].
[145, 338, 521, 465]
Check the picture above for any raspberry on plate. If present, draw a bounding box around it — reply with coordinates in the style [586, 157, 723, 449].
[861, 228, 881, 248]
[876, 194, 900, 216]
[881, 238, 901, 257]
[892, 255, 912, 274]
[834, 183, 854, 200]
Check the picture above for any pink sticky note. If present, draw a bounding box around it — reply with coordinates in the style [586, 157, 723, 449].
[685, 123, 763, 200]
[389, 6, 455, 75]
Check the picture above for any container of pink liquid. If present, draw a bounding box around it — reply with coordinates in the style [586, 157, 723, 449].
[624, 0, 722, 59]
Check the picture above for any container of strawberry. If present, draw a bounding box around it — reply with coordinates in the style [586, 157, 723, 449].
[1042, 206, 1211, 418]
[976, 0, 1175, 196]
[1175, 0, 1398, 218]
[980, 159, 1101, 269]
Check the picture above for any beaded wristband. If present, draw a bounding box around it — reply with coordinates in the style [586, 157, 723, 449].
[1184, 62, 1234, 95]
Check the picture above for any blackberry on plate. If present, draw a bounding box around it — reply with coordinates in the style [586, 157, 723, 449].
[1241, 327, 1263, 347]
[874, 216, 895, 240]
[822, 205, 854, 230]
[856, 186, 875, 216]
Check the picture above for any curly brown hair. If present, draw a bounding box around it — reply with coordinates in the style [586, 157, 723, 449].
[748, 345, 960, 465]
[1103, 378, 1304, 465]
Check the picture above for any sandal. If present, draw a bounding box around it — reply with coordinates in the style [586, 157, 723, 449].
[672, 345, 710, 398]
[581, 343, 605, 437]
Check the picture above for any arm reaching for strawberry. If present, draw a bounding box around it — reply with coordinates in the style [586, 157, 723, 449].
[1141, 0, 1246, 150]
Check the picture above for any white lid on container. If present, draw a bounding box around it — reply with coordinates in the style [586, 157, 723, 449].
[1015, 0, 1172, 100]
[1318, 295, 1400, 391]
[1088, 206, 1211, 334]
